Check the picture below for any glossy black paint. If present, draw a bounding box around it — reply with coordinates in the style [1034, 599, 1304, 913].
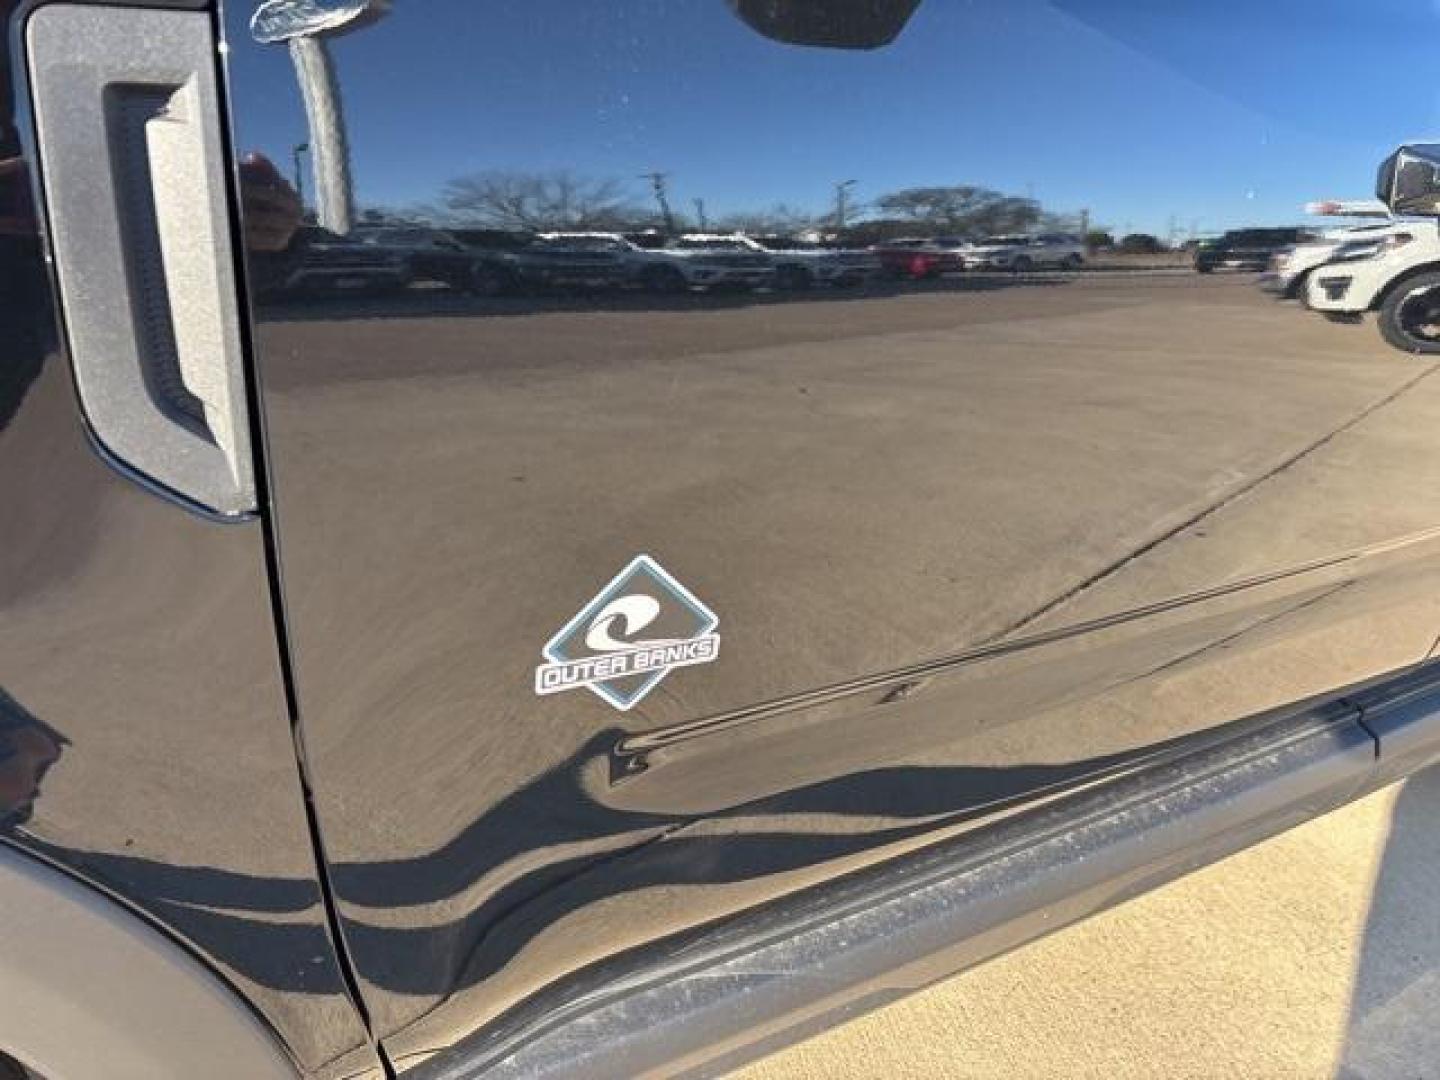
[217, 0, 1440, 1069]
[0, 2, 375, 1074]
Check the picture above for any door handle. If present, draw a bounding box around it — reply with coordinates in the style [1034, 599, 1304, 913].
[26, 4, 257, 517]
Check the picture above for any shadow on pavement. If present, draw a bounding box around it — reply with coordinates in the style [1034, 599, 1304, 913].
[1338, 764, 1440, 1078]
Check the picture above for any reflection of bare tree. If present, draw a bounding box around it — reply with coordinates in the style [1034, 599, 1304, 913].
[414, 168, 1089, 242]
[439, 170, 650, 232]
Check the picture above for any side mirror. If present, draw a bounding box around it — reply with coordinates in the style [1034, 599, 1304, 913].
[1378, 144, 1440, 215]
[727, 0, 921, 49]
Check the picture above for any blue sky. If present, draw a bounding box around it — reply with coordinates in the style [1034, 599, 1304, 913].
[222, 0, 1440, 236]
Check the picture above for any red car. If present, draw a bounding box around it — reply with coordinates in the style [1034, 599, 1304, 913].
[874, 236, 968, 278]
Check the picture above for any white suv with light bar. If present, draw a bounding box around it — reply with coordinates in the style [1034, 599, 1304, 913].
[1262, 221, 1418, 301]
[1304, 225, 1440, 349]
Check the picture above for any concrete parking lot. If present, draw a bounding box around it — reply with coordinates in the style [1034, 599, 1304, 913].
[736, 765, 1440, 1080]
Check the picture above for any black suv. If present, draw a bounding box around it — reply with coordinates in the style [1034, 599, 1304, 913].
[353, 225, 483, 292]
[1194, 227, 1315, 273]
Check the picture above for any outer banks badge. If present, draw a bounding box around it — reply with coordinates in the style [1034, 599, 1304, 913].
[535, 555, 720, 711]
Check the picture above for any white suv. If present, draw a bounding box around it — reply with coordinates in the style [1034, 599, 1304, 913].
[1304, 223, 1440, 352]
[962, 233, 1085, 271]
[1261, 221, 1419, 301]
[740, 236, 881, 288]
[647, 234, 776, 290]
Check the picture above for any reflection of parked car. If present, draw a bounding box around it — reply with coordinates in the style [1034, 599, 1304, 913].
[278, 226, 410, 297]
[1194, 228, 1314, 273]
[742, 236, 881, 288]
[450, 227, 533, 254]
[512, 234, 633, 290]
[542, 232, 775, 292]
[873, 237, 967, 279]
[659, 235, 778, 290]
[962, 233, 1084, 271]
[1261, 221, 1417, 301]
[1305, 224, 1440, 352]
[354, 226, 483, 292]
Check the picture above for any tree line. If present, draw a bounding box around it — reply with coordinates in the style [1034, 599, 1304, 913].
[414, 169, 1093, 241]
[375, 168, 1184, 251]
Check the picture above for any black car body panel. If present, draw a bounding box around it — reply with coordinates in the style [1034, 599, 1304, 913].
[6, 0, 1440, 1076]
[209, 0, 1440, 1069]
[0, 8, 375, 1070]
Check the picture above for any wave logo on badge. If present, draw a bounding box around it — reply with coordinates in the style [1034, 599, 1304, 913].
[535, 555, 720, 711]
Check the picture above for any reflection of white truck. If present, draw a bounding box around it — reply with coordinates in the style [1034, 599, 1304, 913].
[961, 233, 1085, 271]
[737, 236, 881, 288]
[541, 232, 774, 291]
[1303, 225, 1440, 351]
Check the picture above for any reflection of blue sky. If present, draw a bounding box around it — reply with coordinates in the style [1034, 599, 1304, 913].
[223, 0, 1440, 235]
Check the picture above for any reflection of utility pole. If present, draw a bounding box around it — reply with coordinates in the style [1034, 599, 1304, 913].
[834, 179, 856, 230]
[251, 1, 392, 234]
[693, 198, 707, 231]
[292, 141, 309, 208]
[642, 171, 676, 234]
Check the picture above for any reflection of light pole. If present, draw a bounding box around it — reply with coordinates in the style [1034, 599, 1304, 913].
[251, 1, 391, 234]
[834, 179, 856, 230]
[288, 37, 353, 233]
[292, 141, 309, 208]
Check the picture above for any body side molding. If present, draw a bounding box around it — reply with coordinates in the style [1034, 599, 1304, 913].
[416, 668, 1440, 1079]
